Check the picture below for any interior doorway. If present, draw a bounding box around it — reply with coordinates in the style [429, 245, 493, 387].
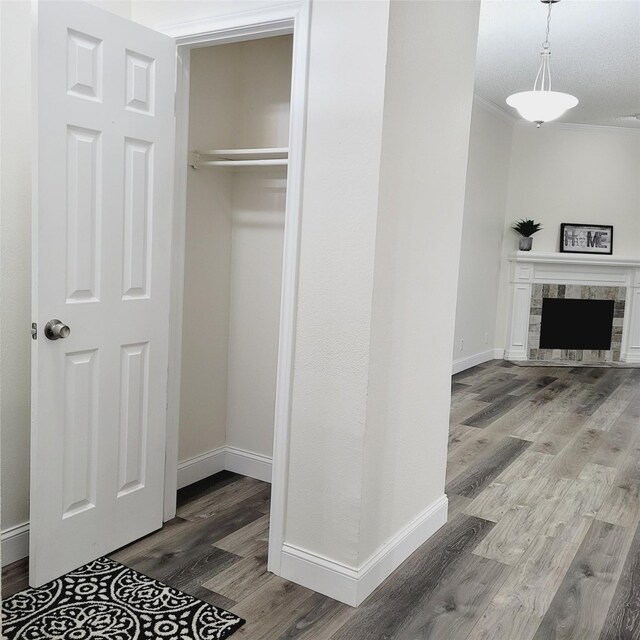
[164, 5, 310, 577]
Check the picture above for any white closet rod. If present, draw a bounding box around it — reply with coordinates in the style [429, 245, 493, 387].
[204, 147, 288, 159]
[198, 159, 289, 167]
[189, 148, 289, 169]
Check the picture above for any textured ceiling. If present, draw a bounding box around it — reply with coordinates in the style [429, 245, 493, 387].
[475, 0, 640, 128]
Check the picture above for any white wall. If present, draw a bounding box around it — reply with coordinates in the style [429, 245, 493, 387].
[283, 0, 391, 567]
[453, 100, 514, 371]
[505, 123, 640, 256]
[225, 37, 291, 458]
[179, 46, 234, 462]
[0, 0, 32, 533]
[360, 0, 480, 564]
[179, 171, 231, 461]
[232, 36, 292, 150]
[131, 0, 269, 27]
[226, 171, 286, 457]
[495, 123, 640, 350]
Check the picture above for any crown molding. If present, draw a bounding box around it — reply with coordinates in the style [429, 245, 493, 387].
[473, 93, 517, 124]
[474, 94, 640, 136]
[514, 119, 640, 136]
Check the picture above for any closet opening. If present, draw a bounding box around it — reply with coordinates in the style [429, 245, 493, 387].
[165, 7, 309, 579]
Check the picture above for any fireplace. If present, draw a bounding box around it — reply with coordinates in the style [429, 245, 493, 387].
[539, 298, 615, 351]
[506, 253, 640, 365]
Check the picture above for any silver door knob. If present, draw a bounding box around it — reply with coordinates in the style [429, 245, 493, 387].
[44, 319, 70, 340]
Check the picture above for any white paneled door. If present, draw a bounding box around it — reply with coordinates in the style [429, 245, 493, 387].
[31, 1, 175, 587]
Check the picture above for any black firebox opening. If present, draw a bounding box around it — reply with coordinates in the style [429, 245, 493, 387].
[539, 298, 615, 351]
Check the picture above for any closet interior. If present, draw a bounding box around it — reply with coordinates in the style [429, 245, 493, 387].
[178, 35, 293, 504]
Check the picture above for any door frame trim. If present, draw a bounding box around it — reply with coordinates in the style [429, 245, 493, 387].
[162, 0, 311, 576]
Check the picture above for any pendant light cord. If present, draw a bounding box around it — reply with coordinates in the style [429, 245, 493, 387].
[533, 1, 553, 92]
[543, 0, 552, 48]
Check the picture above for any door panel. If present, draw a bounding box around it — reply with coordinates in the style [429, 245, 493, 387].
[62, 349, 99, 518]
[122, 138, 153, 299]
[65, 125, 101, 303]
[31, 0, 175, 587]
[117, 342, 149, 496]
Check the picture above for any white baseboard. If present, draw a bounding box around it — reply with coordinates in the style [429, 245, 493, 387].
[4, 448, 273, 568]
[280, 495, 448, 607]
[177, 447, 226, 489]
[2, 522, 29, 567]
[225, 447, 273, 483]
[177, 446, 273, 489]
[452, 349, 499, 375]
[280, 543, 360, 606]
[504, 348, 528, 361]
[493, 348, 505, 359]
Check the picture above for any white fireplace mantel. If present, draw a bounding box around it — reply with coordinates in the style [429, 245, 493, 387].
[509, 252, 640, 269]
[505, 252, 640, 363]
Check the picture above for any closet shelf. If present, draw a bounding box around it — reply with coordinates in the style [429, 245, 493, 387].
[189, 147, 289, 169]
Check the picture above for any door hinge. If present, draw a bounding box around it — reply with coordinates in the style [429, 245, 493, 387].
[31, 322, 37, 340]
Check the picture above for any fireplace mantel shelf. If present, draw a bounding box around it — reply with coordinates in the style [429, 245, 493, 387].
[509, 252, 640, 268]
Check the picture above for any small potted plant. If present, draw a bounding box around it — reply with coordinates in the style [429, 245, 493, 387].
[512, 219, 542, 251]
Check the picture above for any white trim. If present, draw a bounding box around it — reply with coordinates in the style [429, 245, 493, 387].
[163, 46, 191, 522]
[176, 447, 226, 490]
[473, 93, 516, 124]
[355, 496, 448, 604]
[280, 545, 360, 607]
[516, 119, 640, 136]
[2, 523, 30, 567]
[267, 0, 310, 577]
[162, 1, 311, 582]
[225, 447, 273, 483]
[493, 348, 505, 360]
[505, 348, 528, 362]
[176, 446, 273, 489]
[508, 251, 640, 268]
[29, 0, 40, 586]
[280, 495, 448, 607]
[452, 349, 497, 375]
[154, 3, 299, 43]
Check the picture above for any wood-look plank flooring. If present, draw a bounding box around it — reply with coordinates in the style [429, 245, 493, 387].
[3, 360, 640, 639]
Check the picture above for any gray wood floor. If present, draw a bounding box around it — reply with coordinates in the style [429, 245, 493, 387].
[4, 360, 640, 639]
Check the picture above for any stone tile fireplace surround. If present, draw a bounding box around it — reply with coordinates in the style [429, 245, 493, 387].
[506, 253, 640, 364]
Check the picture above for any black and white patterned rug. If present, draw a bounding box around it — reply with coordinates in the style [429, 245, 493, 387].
[1, 557, 244, 639]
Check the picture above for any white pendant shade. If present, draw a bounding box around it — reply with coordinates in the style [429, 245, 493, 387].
[506, 90, 578, 124]
[506, 1, 579, 126]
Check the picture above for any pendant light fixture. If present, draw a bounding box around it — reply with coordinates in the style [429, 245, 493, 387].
[506, 0, 578, 127]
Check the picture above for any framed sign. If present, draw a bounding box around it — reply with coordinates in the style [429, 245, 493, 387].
[560, 223, 613, 255]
